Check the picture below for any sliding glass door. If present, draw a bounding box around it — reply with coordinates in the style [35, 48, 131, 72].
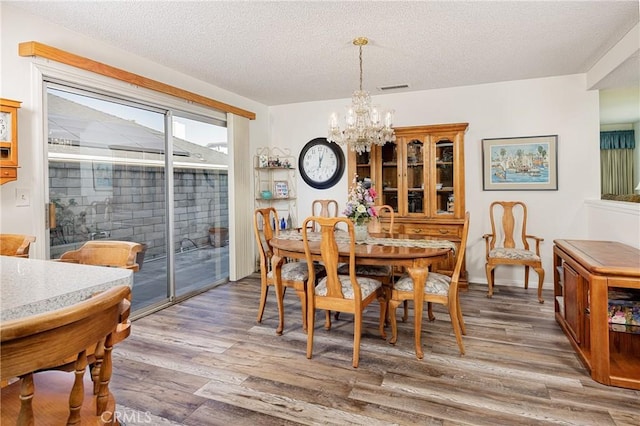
[46, 83, 229, 314]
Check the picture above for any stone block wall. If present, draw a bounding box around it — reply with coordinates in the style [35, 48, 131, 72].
[49, 161, 228, 260]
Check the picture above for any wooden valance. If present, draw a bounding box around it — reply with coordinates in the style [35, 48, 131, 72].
[18, 41, 256, 120]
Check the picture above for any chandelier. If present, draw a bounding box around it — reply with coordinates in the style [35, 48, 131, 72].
[328, 37, 396, 154]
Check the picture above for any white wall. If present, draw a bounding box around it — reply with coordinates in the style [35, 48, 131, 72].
[0, 5, 269, 259]
[270, 74, 601, 287]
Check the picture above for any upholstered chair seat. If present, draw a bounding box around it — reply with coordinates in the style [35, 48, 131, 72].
[315, 275, 382, 299]
[394, 271, 450, 296]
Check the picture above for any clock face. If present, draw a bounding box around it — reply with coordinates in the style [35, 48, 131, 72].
[299, 138, 345, 189]
[0, 112, 10, 141]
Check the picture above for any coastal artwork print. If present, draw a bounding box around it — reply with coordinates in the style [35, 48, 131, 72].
[482, 135, 558, 191]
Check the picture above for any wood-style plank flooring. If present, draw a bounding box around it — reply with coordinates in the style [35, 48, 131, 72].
[111, 275, 640, 425]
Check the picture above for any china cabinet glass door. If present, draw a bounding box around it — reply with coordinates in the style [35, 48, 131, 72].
[405, 139, 425, 215]
[380, 141, 399, 212]
[431, 138, 455, 217]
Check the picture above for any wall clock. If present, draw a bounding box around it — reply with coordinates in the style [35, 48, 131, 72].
[298, 137, 345, 189]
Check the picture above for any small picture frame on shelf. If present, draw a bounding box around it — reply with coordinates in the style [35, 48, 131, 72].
[258, 154, 269, 168]
[274, 181, 289, 198]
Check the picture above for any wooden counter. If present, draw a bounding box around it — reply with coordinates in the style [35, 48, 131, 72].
[553, 240, 640, 390]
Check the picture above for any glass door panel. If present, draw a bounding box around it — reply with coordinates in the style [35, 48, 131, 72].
[172, 114, 229, 297]
[434, 139, 455, 216]
[47, 86, 169, 312]
[380, 141, 398, 211]
[354, 150, 372, 182]
[406, 139, 424, 214]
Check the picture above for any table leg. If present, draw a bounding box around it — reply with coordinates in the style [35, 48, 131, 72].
[407, 265, 428, 360]
[271, 254, 285, 335]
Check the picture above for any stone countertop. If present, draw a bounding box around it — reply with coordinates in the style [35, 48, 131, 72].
[1, 256, 133, 322]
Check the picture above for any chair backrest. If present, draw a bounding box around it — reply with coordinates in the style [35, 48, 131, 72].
[487, 201, 530, 250]
[451, 212, 471, 286]
[311, 199, 339, 218]
[253, 207, 279, 270]
[0, 234, 36, 258]
[368, 205, 395, 234]
[59, 240, 142, 271]
[309, 199, 339, 231]
[302, 216, 361, 301]
[1, 285, 131, 423]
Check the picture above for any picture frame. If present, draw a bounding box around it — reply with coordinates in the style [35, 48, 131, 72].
[482, 135, 558, 191]
[274, 180, 289, 198]
[92, 162, 113, 191]
[258, 154, 269, 168]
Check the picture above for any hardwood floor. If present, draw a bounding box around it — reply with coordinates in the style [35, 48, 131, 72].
[111, 275, 640, 425]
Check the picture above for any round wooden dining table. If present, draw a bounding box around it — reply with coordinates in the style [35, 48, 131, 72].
[269, 232, 453, 359]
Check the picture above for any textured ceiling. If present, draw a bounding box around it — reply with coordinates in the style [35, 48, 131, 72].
[9, 0, 640, 111]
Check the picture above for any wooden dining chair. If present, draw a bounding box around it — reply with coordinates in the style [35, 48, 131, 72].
[59, 240, 143, 271]
[389, 212, 470, 357]
[0, 234, 36, 258]
[302, 216, 387, 368]
[306, 199, 339, 231]
[254, 207, 323, 331]
[483, 201, 545, 303]
[1, 285, 131, 425]
[337, 205, 399, 321]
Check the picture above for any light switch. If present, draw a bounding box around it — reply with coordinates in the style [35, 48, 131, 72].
[16, 188, 30, 207]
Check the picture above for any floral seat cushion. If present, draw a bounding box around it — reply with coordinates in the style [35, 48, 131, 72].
[394, 272, 450, 296]
[315, 275, 382, 299]
[489, 248, 540, 261]
[267, 261, 324, 282]
[336, 264, 392, 277]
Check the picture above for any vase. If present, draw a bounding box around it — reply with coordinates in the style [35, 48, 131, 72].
[353, 223, 369, 242]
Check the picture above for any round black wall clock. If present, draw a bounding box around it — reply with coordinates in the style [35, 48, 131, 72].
[298, 137, 345, 189]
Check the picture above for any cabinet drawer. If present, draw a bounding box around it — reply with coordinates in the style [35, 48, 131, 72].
[403, 223, 461, 238]
[0, 167, 17, 179]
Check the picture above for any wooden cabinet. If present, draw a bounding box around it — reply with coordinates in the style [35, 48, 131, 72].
[0, 98, 21, 185]
[348, 123, 468, 285]
[553, 239, 640, 390]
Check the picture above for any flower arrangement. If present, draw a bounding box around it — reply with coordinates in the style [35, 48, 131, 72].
[343, 174, 377, 225]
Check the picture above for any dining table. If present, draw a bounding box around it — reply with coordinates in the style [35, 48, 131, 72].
[269, 230, 456, 359]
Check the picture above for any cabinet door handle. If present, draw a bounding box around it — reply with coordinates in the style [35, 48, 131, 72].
[438, 229, 448, 234]
[412, 229, 421, 234]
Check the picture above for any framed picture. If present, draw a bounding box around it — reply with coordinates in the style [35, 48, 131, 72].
[274, 180, 289, 198]
[258, 154, 268, 168]
[92, 162, 113, 191]
[482, 135, 558, 191]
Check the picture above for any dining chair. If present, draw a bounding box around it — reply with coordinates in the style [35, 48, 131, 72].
[253, 207, 323, 331]
[483, 201, 545, 303]
[302, 216, 387, 368]
[389, 212, 470, 356]
[307, 199, 339, 231]
[58, 240, 143, 271]
[337, 205, 400, 320]
[0, 234, 36, 258]
[1, 285, 131, 425]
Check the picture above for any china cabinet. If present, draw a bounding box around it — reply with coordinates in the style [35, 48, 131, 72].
[0, 98, 21, 185]
[553, 239, 640, 390]
[254, 147, 297, 229]
[347, 123, 468, 284]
